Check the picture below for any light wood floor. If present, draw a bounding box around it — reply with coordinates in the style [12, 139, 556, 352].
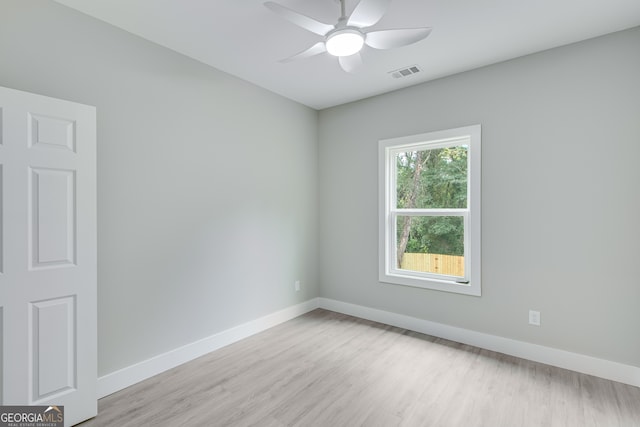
[80, 309, 640, 427]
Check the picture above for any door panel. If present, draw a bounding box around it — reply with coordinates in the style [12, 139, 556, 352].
[30, 167, 76, 268]
[0, 86, 96, 427]
[30, 296, 76, 400]
[28, 113, 76, 152]
[0, 164, 3, 274]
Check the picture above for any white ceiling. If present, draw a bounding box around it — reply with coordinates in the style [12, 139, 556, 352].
[53, 0, 640, 110]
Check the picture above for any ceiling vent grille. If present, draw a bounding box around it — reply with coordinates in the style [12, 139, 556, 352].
[389, 65, 421, 79]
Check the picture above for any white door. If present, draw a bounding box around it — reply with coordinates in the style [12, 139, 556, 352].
[0, 86, 97, 426]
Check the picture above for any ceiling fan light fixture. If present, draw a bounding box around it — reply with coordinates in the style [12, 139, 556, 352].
[326, 29, 364, 57]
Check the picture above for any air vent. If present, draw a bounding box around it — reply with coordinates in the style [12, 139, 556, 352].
[389, 65, 422, 79]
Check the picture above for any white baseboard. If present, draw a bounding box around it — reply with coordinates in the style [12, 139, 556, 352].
[318, 297, 640, 388]
[97, 298, 320, 398]
[98, 296, 639, 399]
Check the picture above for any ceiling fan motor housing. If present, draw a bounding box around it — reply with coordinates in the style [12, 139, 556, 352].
[325, 28, 365, 56]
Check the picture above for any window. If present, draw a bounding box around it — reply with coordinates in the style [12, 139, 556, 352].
[378, 125, 481, 296]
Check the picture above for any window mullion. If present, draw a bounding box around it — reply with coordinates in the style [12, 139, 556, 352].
[393, 208, 468, 216]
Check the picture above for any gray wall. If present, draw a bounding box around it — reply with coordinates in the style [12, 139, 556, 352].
[318, 27, 640, 367]
[0, 0, 319, 376]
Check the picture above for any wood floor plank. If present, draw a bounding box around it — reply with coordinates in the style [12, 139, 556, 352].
[79, 309, 640, 427]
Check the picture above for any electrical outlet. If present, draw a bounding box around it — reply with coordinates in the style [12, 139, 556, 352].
[294, 280, 301, 292]
[529, 310, 541, 326]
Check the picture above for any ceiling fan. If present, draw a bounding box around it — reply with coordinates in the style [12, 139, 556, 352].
[264, 0, 432, 73]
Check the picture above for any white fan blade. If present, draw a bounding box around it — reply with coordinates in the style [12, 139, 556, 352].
[264, 1, 334, 36]
[347, 0, 390, 28]
[279, 42, 327, 63]
[365, 27, 432, 49]
[338, 52, 363, 73]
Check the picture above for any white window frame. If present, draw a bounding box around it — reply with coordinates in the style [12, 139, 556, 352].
[378, 125, 481, 296]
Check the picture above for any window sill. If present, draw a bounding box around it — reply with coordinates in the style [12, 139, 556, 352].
[379, 272, 481, 296]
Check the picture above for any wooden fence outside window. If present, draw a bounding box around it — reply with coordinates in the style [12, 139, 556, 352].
[400, 253, 464, 277]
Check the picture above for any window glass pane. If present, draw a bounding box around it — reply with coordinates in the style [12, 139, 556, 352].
[396, 145, 468, 209]
[396, 216, 464, 276]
